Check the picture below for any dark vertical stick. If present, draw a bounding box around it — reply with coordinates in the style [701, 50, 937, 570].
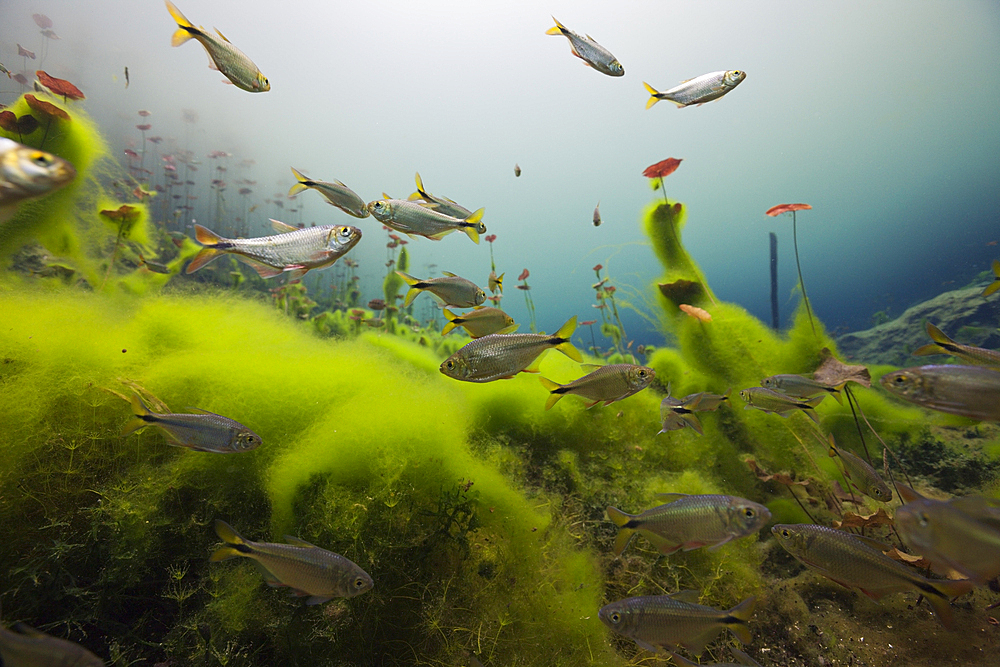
[769, 232, 779, 329]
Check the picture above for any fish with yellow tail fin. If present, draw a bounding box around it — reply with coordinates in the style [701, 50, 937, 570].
[187, 220, 361, 283]
[368, 196, 485, 244]
[164, 0, 270, 92]
[397, 271, 485, 308]
[761, 373, 844, 404]
[738, 386, 822, 424]
[408, 172, 475, 219]
[121, 393, 261, 453]
[827, 435, 892, 502]
[539, 363, 653, 410]
[599, 594, 756, 656]
[983, 259, 1000, 297]
[607, 494, 770, 557]
[440, 317, 581, 383]
[210, 520, 373, 604]
[772, 524, 974, 629]
[545, 17, 624, 77]
[287, 167, 369, 218]
[0, 615, 104, 666]
[488, 270, 503, 294]
[913, 321, 1000, 367]
[643, 70, 746, 109]
[442, 307, 516, 338]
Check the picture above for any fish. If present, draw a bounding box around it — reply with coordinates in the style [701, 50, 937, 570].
[0, 617, 104, 667]
[738, 387, 822, 424]
[668, 647, 762, 667]
[120, 393, 262, 453]
[599, 594, 755, 656]
[912, 322, 1000, 368]
[396, 271, 486, 308]
[442, 307, 517, 338]
[607, 493, 771, 556]
[488, 270, 503, 294]
[164, 0, 270, 93]
[210, 519, 373, 604]
[408, 172, 475, 219]
[682, 389, 731, 412]
[880, 364, 1000, 421]
[186, 219, 361, 283]
[827, 436, 892, 502]
[288, 167, 369, 218]
[895, 496, 1000, 585]
[367, 196, 485, 244]
[0, 63, 11, 78]
[545, 17, 624, 77]
[983, 259, 1000, 297]
[771, 524, 974, 629]
[0, 137, 76, 223]
[514, 163, 521, 177]
[124, 66, 129, 88]
[658, 393, 705, 435]
[761, 373, 844, 404]
[593, 201, 602, 227]
[440, 317, 582, 383]
[643, 70, 746, 109]
[138, 253, 171, 274]
[539, 363, 654, 410]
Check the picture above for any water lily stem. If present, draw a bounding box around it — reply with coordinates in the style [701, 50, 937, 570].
[792, 211, 817, 339]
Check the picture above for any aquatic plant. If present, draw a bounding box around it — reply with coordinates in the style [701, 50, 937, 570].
[766, 203, 816, 338]
[517, 268, 537, 332]
[643, 157, 682, 206]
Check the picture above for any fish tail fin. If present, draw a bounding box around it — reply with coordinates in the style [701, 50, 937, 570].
[463, 226, 480, 244]
[552, 316, 582, 362]
[545, 17, 567, 36]
[606, 506, 637, 556]
[210, 519, 252, 561]
[925, 579, 974, 629]
[539, 376, 564, 410]
[165, 1, 197, 46]
[194, 223, 223, 245]
[643, 82, 661, 109]
[462, 208, 485, 244]
[396, 271, 423, 307]
[725, 596, 757, 644]
[828, 385, 844, 404]
[121, 393, 154, 436]
[414, 172, 429, 198]
[982, 281, 1000, 297]
[496, 272, 504, 293]
[288, 167, 310, 196]
[827, 433, 838, 458]
[441, 309, 460, 335]
[185, 247, 223, 274]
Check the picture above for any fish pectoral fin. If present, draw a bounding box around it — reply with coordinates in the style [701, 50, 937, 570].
[427, 230, 452, 240]
[283, 535, 319, 548]
[213, 27, 232, 43]
[679, 628, 720, 656]
[285, 269, 308, 284]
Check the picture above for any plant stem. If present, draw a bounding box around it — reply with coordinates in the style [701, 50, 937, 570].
[792, 211, 817, 339]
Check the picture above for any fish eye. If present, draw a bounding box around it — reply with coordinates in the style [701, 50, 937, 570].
[354, 577, 366, 588]
[780, 529, 790, 538]
[609, 612, 621, 624]
[744, 508, 755, 518]
[893, 375, 906, 384]
[917, 511, 929, 527]
[445, 360, 454, 369]
[31, 152, 53, 167]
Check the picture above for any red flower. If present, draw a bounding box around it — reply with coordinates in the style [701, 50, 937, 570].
[485, 234, 497, 243]
[518, 269, 529, 281]
[642, 158, 682, 179]
[765, 203, 812, 217]
[593, 264, 603, 272]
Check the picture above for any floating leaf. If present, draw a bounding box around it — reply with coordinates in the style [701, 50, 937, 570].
[12, 73, 28, 85]
[518, 268, 529, 281]
[100, 204, 141, 223]
[0, 110, 17, 132]
[643, 157, 682, 179]
[36, 71, 85, 100]
[24, 94, 70, 120]
[746, 459, 809, 487]
[813, 347, 871, 388]
[138, 110, 151, 117]
[658, 279, 704, 305]
[16, 114, 38, 135]
[833, 508, 894, 529]
[136, 124, 151, 131]
[17, 44, 36, 59]
[32, 13, 53, 29]
[765, 203, 812, 217]
[40, 29, 59, 40]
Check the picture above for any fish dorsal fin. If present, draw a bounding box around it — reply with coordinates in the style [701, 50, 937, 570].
[184, 406, 224, 418]
[270, 219, 298, 234]
[214, 28, 232, 43]
[407, 192, 423, 201]
[442, 271, 457, 278]
[284, 535, 319, 548]
[666, 589, 701, 604]
[382, 192, 392, 200]
[580, 363, 602, 372]
[655, 492, 688, 502]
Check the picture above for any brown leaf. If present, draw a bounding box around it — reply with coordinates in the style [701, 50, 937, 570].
[833, 508, 894, 529]
[643, 158, 682, 179]
[657, 279, 704, 305]
[36, 71, 85, 100]
[23, 94, 70, 121]
[0, 110, 17, 132]
[16, 115, 38, 135]
[813, 347, 871, 388]
[746, 458, 809, 487]
[884, 547, 933, 570]
[766, 203, 812, 217]
[831, 480, 866, 504]
[99, 204, 141, 223]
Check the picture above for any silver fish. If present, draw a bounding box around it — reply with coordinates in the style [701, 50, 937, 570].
[397, 271, 485, 308]
[644, 70, 746, 109]
[0, 137, 76, 223]
[593, 201, 602, 227]
[186, 219, 361, 282]
[367, 196, 484, 244]
[442, 307, 516, 338]
[121, 393, 261, 453]
[739, 387, 822, 424]
[828, 437, 892, 502]
[546, 17, 624, 77]
[599, 594, 755, 656]
[210, 520, 373, 604]
[165, 1, 269, 92]
[912, 322, 1000, 368]
[0, 619, 104, 667]
[540, 363, 653, 410]
[408, 172, 474, 219]
[761, 373, 844, 404]
[288, 167, 369, 218]
[441, 317, 581, 383]
[880, 364, 1000, 421]
[607, 493, 771, 556]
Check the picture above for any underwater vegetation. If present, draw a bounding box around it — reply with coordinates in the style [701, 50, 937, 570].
[2, 97, 1000, 667]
